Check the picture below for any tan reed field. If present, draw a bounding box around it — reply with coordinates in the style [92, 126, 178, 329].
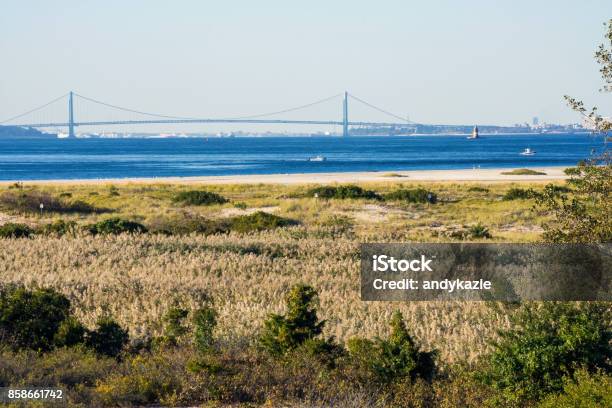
[0, 180, 557, 364]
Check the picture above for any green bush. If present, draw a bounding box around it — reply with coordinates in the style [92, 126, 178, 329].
[502, 187, 533, 200]
[230, 211, 295, 233]
[481, 302, 612, 404]
[87, 217, 147, 235]
[347, 310, 437, 384]
[160, 306, 189, 346]
[307, 185, 382, 200]
[260, 284, 326, 356]
[467, 186, 490, 193]
[533, 162, 610, 243]
[501, 168, 547, 176]
[53, 317, 87, 348]
[385, 188, 437, 203]
[38, 219, 78, 236]
[0, 223, 32, 238]
[193, 305, 217, 353]
[86, 316, 129, 357]
[538, 369, 612, 408]
[173, 190, 228, 206]
[0, 286, 71, 351]
[469, 223, 491, 239]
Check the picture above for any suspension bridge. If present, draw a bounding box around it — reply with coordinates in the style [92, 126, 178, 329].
[0, 91, 417, 137]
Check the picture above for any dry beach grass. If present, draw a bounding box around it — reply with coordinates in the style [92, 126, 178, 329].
[0, 179, 563, 364]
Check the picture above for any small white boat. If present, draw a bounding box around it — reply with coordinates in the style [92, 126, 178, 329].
[309, 155, 326, 162]
[520, 148, 536, 156]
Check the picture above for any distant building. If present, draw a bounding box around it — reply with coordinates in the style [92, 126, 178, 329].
[532, 117, 539, 126]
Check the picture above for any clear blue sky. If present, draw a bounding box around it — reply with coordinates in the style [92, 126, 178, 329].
[1, 0, 610, 131]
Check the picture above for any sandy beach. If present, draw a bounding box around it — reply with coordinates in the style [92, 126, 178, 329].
[1, 166, 569, 185]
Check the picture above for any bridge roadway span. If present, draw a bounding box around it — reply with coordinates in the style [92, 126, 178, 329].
[18, 119, 410, 128]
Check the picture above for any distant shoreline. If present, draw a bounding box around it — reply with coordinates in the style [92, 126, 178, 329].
[0, 131, 592, 139]
[0, 166, 569, 185]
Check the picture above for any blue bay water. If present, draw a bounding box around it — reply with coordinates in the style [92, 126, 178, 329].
[0, 134, 604, 181]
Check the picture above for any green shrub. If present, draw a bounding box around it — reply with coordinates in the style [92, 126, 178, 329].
[501, 168, 547, 175]
[534, 163, 610, 243]
[86, 316, 129, 357]
[548, 185, 572, 195]
[193, 305, 217, 353]
[538, 369, 612, 408]
[307, 185, 382, 200]
[481, 302, 612, 404]
[347, 310, 437, 384]
[503, 187, 533, 200]
[160, 306, 189, 346]
[385, 188, 437, 203]
[173, 190, 228, 206]
[260, 284, 326, 356]
[53, 317, 87, 348]
[233, 202, 248, 209]
[0, 223, 32, 238]
[38, 219, 78, 236]
[467, 186, 490, 193]
[230, 211, 295, 233]
[0, 286, 71, 351]
[292, 337, 345, 369]
[469, 223, 491, 239]
[87, 217, 147, 235]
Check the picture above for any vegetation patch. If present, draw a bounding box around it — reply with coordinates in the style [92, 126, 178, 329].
[481, 302, 611, 404]
[0, 286, 127, 356]
[501, 168, 547, 176]
[87, 217, 148, 235]
[503, 187, 533, 200]
[148, 213, 229, 236]
[307, 185, 382, 200]
[467, 186, 489, 193]
[382, 173, 408, 177]
[230, 211, 296, 233]
[0, 223, 32, 238]
[0, 191, 104, 214]
[385, 188, 437, 203]
[348, 310, 437, 384]
[173, 190, 229, 206]
[468, 223, 491, 239]
[37, 219, 78, 236]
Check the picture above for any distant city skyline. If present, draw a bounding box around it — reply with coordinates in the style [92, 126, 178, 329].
[1, 1, 611, 132]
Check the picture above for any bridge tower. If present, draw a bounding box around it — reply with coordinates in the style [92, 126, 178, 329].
[68, 91, 75, 138]
[342, 91, 348, 137]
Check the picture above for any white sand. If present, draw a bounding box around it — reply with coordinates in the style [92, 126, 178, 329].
[0, 167, 569, 185]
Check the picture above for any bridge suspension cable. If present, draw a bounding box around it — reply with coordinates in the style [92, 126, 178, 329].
[0, 93, 69, 124]
[228, 93, 343, 120]
[348, 93, 411, 123]
[73, 92, 343, 121]
[74, 92, 198, 120]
